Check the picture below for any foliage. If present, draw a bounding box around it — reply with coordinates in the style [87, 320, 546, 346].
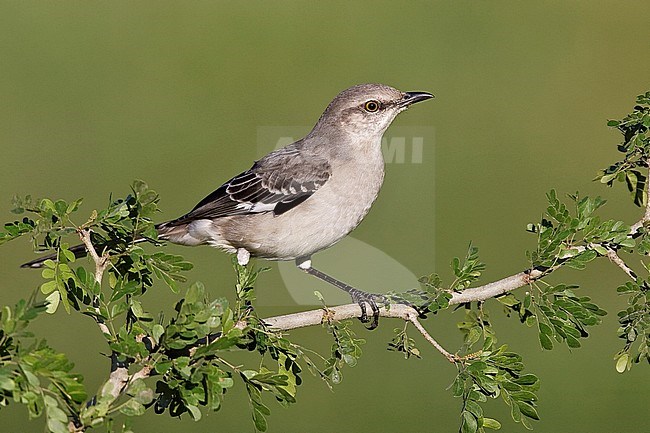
[0, 297, 86, 433]
[454, 302, 540, 432]
[0, 92, 649, 432]
[597, 91, 650, 205]
[614, 279, 650, 372]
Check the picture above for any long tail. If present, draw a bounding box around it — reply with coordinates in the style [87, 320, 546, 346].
[20, 223, 177, 269]
[20, 243, 92, 268]
[19, 221, 194, 269]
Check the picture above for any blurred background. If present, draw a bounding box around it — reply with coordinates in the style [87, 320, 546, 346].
[1, 1, 649, 432]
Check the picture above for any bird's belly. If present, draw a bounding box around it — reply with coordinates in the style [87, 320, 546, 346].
[218, 167, 384, 260]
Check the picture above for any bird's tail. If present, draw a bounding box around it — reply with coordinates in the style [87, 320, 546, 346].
[20, 243, 91, 268]
[19, 222, 186, 269]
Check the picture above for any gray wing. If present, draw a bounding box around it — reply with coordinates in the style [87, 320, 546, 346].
[161, 146, 331, 227]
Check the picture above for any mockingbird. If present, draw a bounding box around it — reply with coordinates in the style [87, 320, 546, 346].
[22, 83, 433, 328]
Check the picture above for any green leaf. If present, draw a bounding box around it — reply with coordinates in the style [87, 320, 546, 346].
[465, 400, 483, 418]
[467, 361, 488, 374]
[47, 418, 69, 433]
[40, 280, 58, 295]
[539, 332, 553, 350]
[187, 404, 202, 421]
[513, 374, 538, 386]
[0, 376, 15, 391]
[252, 407, 268, 432]
[462, 410, 478, 433]
[565, 335, 581, 348]
[151, 324, 164, 345]
[482, 418, 502, 430]
[591, 244, 608, 255]
[23, 368, 40, 387]
[516, 401, 540, 420]
[451, 375, 464, 398]
[615, 353, 629, 373]
[600, 172, 617, 183]
[119, 399, 146, 416]
[45, 292, 60, 314]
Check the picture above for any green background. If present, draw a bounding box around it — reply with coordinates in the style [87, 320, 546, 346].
[1, 1, 649, 432]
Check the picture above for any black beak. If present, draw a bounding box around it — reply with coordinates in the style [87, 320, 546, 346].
[400, 91, 435, 107]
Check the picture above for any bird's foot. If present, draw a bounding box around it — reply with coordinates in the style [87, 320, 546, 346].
[348, 288, 387, 330]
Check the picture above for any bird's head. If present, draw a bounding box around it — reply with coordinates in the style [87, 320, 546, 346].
[311, 83, 434, 139]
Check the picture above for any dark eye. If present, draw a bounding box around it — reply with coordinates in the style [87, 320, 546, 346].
[364, 100, 380, 112]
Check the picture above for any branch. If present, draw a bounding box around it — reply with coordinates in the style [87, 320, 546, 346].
[605, 247, 638, 280]
[78, 229, 129, 405]
[78, 229, 109, 285]
[263, 270, 541, 331]
[78, 229, 111, 337]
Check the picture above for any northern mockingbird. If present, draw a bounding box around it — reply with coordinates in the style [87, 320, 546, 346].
[22, 83, 433, 328]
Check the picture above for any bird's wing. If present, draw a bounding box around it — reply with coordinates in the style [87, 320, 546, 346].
[163, 146, 331, 226]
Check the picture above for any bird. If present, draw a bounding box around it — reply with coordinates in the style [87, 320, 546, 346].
[22, 83, 434, 328]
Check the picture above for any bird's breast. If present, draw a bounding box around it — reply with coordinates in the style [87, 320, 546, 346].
[218, 145, 386, 260]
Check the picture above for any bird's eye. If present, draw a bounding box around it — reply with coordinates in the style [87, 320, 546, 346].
[364, 100, 380, 112]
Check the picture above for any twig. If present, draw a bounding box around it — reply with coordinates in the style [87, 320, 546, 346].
[263, 303, 415, 329]
[77, 229, 111, 336]
[261, 271, 543, 334]
[78, 229, 109, 285]
[405, 309, 457, 362]
[106, 365, 129, 400]
[264, 304, 459, 360]
[78, 229, 129, 404]
[131, 365, 153, 382]
[257, 270, 545, 362]
[448, 270, 541, 304]
[605, 247, 637, 279]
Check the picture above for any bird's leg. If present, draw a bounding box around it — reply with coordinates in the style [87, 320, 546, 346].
[296, 257, 386, 329]
[237, 248, 251, 266]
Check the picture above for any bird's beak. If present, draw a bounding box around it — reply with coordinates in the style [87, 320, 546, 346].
[399, 91, 435, 107]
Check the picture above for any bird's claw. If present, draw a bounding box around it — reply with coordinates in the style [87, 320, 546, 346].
[349, 289, 387, 330]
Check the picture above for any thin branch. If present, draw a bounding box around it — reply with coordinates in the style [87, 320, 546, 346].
[78, 229, 109, 285]
[448, 270, 540, 304]
[262, 270, 541, 333]
[78, 229, 111, 336]
[405, 310, 457, 362]
[258, 270, 543, 361]
[131, 365, 153, 382]
[605, 247, 638, 279]
[268, 304, 458, 360]
[78, 229, 129, 404]
[106, 365, 129, 400]
[263, 303, 414, 330]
